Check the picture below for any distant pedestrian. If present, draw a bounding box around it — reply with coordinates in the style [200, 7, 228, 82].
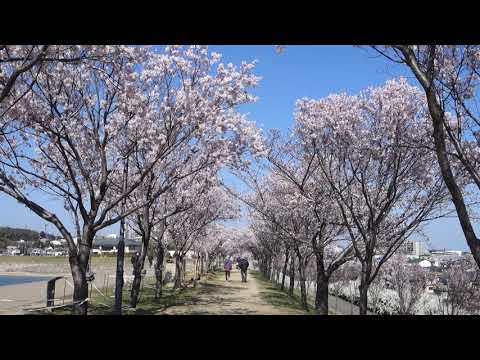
[237, 258, 249, 282]
[224, 257, 233, 281]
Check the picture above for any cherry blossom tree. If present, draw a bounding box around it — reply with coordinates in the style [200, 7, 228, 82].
[167, 183, 239, 289]
[265, 131, 354, 314]
[126, 179, 185, 308]
[236, 170, 317, 310]
[228, 130, 355, 313]
[200, 224, 242, 273]
[201, 226, 228, 272]
[0, 46, 103, 109]
[0, 45, 156, 314]
[370, 46, 480, 269]
[295, 78, 450, 314]
[121, 43, 264, 306]
[191, 223, 251, 280]
[0, 45, 263, 314]
[435, 258, 480, 315]
[127, 164, 216, 306]
[383, 255, 428, 315]
[125, 153, 207, 306]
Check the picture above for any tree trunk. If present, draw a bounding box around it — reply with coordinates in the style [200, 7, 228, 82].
[154, 245, 165, 300]
[429, 98, 480, 268]
[114, 217, 126, 315]
[315, 273, 329, 315]
[206, 254, 212, 272]
[397, 46, 480, 269]
[268, 259, 272, 280]
[270, 259, 275, 281]
[174, 255, 184, 289]
[298, 260, 308, 310]
[183, 258, 187, 281]
[281, 248, 289, 291]
[193, 255, 197, 280]
[289, 250, 295, 296]
[274, 257, 280, 283]
[208, 254, 215, 272]
[70, 228, 94, 315]
[69, 253, 88, 315]
[130, 202, 153, 308]
[359, 273, 369, 315]
[130, 246, 147, 308]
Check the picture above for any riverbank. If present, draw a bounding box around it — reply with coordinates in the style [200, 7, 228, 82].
[0, 255, 184, 314]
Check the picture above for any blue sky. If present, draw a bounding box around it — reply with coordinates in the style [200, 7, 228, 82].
[0, 45, 473, 250]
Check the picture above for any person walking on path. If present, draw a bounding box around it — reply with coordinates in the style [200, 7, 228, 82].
[224, 257, 233, 281]
[237, 258, 249, 282]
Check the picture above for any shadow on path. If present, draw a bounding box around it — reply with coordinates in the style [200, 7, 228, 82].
[153, 270, 308, 315]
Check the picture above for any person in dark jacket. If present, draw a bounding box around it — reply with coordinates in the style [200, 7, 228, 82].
[237, 258, 249, 282]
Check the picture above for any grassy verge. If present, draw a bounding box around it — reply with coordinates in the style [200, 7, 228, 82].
[251, 271, 319, 315]
[252, 271, 335, 315]
[35, 270, 215, 315]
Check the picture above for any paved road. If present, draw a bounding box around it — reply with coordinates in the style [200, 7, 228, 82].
[328, 294, 364, 315]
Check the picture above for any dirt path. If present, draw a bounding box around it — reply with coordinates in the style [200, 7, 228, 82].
[158, 269, 307, 315]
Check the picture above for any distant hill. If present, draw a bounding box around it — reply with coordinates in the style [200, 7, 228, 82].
[0, 227, 57, 249]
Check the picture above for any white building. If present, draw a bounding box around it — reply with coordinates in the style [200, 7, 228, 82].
[430, 249, 462, 256]
[445, 250, 463, 256]
[419, 260, 432, 268]
[403, 240, 427, 257]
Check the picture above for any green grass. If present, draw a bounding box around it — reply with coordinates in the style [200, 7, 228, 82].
[251, 271, 318, 315]
[36, 269, 212, 315]
[31, 268, 327, 315]
[251, 271, 336, 315]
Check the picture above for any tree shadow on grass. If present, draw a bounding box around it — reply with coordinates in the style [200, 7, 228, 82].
[258, 288, 307, 313]
[251, 271, 313, 314]
[197, 282, 244, 295]
[46, 271, 254, 315]
[134, 280, 245, 315]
